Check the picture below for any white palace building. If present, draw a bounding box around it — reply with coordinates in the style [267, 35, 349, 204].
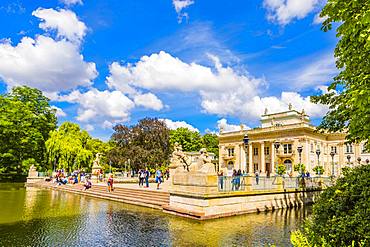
[218, 107, 370, 177]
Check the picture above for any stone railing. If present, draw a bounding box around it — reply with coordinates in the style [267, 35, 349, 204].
[217, 175, 332, 192]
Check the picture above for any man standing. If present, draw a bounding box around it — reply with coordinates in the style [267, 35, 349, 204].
[144, 167, 150, 188]
[155, 169, 162, 190]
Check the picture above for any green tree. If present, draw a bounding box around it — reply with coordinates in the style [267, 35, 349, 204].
[108, 118, 171, 171]
[311, 0, 370, 150]
[292, 165, 370, 246]
[169, 127, 203, 152]
[46, 122, 107, 172]
[202, 133, 219, 158]
[0, 86, 57, 173]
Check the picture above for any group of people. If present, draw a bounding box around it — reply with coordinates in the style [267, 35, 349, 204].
[138, 168, 150, 188]
[138, 168, 165, 190]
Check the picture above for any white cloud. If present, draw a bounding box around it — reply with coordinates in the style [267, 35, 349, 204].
[102, 120, 114, 129]
[294, 53, 336, 89]
[263, 0, 323, 25]
[0, 36, 97, 92]
[217, 118, 249, 133]
[106, 51, 328, 123]
[161, 118, 199, 132]
[84, 124, 94, 131]
[244, 92, 328, 119]
[173, 0, 194, 23]
[51, 105, 67, 117]
[133, 93, 164, 111]
[58, 89, 135, 123]
[32, 8, 87, 43]
[60, 0, 83, 6]
[313, 12, 327, 24]
[107, 51, 262, 93]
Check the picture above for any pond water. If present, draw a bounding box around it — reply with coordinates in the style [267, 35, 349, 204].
[0, 183, 310, 246]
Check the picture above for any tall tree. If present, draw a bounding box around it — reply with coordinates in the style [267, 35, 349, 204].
[202, 133, 219, 158]
[0, 86, 57, 173]
[169, 127, 203, 152]
[46, 122, 108, 172]
[311, 0, 370, 149]
[108, 118, 171, 170]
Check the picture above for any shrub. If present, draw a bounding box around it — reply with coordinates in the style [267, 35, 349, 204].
[313, 166, 324, 175]
[277, 164, 286, 175]
[291, 165, 370, 246]
[294, 163, 306, 173]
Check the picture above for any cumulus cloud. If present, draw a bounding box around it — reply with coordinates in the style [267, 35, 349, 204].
[60, 0, 83, 6]
[0, 36, 97, 92]
[263, 0, 323, 25]
[32, 8, 87, 43]
[173, 0, 194, 23]
[106, 51, 328, 123]
[217, 119, 249, 133]
[51, 105, 67, 117]
[58, 89, 135, 123]
[133, 93, 164, 111]
[161, 118, 199, 132]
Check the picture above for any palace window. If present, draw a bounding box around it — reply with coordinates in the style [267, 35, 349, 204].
[283, 144, 292, 154]
[361, 144, 367, 154]
[264, 147, 270, 155]
[253, 148, 258, 156]
[228, 148, 235, 157]
[310, 143, 314, 153]
[345, 144, 353, 153]
[331, 146, 337, 154]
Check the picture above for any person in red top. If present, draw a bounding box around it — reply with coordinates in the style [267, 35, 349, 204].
[107, 174, 114, 192]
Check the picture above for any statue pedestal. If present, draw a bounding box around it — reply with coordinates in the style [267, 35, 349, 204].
[170, 172, 218, 195]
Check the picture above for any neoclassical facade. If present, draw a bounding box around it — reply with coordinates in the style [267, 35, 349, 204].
[219, 107, 370, 176]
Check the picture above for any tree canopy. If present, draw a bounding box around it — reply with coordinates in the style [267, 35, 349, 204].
[291, 165, 370, 246]
[46, 122, 109, 172]
[311, 0, 370, 149]
[0, 86, 57, 173]
[108, 118, 171, 170]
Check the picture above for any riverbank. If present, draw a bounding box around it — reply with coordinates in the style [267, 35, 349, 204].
[28, 181, 170, 209]
[0, 182, 309, 246]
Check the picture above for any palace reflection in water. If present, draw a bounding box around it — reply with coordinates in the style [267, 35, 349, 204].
[0, 183, 309, 246]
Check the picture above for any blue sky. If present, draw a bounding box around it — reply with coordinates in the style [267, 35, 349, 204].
[0, 0, 338, 140]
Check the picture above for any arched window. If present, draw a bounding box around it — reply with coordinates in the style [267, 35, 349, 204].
[284, 159, 293, 173]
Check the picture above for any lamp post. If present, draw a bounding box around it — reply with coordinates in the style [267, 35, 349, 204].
[316, 149, 321, 175]
[297, 144, 303, 175]
[357, 157, 361, 165]
[347, 155, 351, 166]
[274, 141, 280, 175]
[330, 151, 335, 177]
[243, 136, 249, 173]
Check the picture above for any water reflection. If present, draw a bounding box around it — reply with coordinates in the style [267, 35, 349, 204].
[0, 183, 309, 246]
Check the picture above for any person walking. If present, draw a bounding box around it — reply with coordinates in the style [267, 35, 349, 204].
[231, 169, 237, 191]
[255, 170, 260, 185]
[218, 170, 224, 190]
[107, 174, 114, 192]
[155, 169, 162, 190]
[139, 169, 145, 187]
[144, 168, 150, 188]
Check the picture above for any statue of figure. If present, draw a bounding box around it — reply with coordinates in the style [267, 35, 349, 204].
[264, 108, 268, 115]
[195, 148, 216, 174]
[301, 109, 306, 121]
[170, 143, 190, 172]
[288, 103, 293, 110]
[240, 124, 244, 131]
[93, 153, 101, 167]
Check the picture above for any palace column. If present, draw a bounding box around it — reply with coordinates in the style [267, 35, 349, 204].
[271, 142, 275, 174]
[249, 142, 253, 174]
[260, 142, 265, 174]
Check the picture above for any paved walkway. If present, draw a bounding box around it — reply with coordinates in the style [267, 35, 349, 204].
[92, 179, 170, 192]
